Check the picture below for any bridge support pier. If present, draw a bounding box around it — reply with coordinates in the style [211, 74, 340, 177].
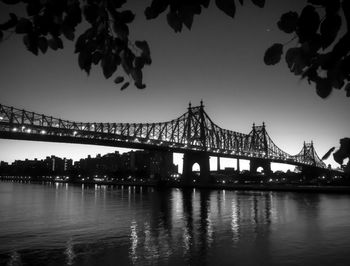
[250, 158, 271, 174]
[300, 165, 323, 179]
[182, 151, 210, 185]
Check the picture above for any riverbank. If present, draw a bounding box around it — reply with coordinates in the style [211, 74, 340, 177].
[1, 177, 350, 193]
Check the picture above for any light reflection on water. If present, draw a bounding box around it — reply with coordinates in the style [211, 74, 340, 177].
[1, 181, 350, 265]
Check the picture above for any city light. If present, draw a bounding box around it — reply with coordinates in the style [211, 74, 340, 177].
[40, 130, 46, 134]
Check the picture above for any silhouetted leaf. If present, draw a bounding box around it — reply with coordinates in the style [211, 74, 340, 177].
[26, 0, 42, 16]
[277, 12, 298, 34]
[33, 14, 49, 35]
[92, 52, 101, 65]
[119, 10, 135, 24]
[113, 22, 129, 40]
[264, 43, 283, 65]
[121, 54, 132, 75]
[326, 62, 345, 89]
[285, 48, 307, 75]
[179, 7, 195, 29]
[285, 48, 298, 69]
[38, 37, 48, 54]
[135, 83, 146, 89]
[325, 0, 340, 14]
[331, 34, 350, 64]
[135, 40, 151, 58]
[15, 18, 32, 34]
[0, 30, 3, 42]
[321, 147, 335, 160]
[201, 0, 210, 8]
[23, 33, 38, 55]
[62, 25, 75, 41]
[0, 13, 17, 31]
[238, 0, 244, 5]
[145, 0, 169, 20]
[167, 11, 182, 32]
[345, 83, 350, 97]
[131, 68, 143, 87]
[75, 32, 88, 53]
[65, 3, 82, 29]
[114, 76, 124, 84]
[297, 5, 320, 43]
[108, 0, 127, 9]
[251, 0, 265, 8]
[120, 82, 130, 91]
[333, 138, 350, 166]
[55, 37, 63, 49]
[215, 0, 236, 18]
[320, 14, 341, 49]
[316, 78, 332, 98]
[48, 38, 58, 50]
[134, 57, 146, 69]
[302, 66, 318, 84]
[78, 50, 92, 75]
[83, 4, 99, 24]
[306, 34, 322, 54]
[101, 54, 117, 79]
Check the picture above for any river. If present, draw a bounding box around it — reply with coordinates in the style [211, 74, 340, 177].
[0, 181, 350, 266]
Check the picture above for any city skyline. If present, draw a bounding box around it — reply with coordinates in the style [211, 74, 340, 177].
[0, 0, 349, 171]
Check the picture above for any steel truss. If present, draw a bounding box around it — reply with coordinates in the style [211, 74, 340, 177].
[0, 102, 326, 169]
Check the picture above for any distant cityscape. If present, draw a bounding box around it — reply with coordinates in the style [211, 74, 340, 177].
[0, 150, 348, 186]
[0, 150, 178, 182]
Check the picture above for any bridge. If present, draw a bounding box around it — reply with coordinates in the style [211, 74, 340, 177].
[0, 101, 327, 184]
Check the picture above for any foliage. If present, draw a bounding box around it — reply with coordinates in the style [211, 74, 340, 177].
[264, 0, 350, 98]
[333, 138, 350, 173]
[0, 0, 265, 89]
[0, 0, 151, 90]
[1, 0, 348, 96]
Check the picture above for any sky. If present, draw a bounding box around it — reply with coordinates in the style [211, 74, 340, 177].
[0, 0, 349, 172]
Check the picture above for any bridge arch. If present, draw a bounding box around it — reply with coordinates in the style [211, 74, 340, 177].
[250, 158, 271, 174]
[256, 166, 264, 174]
[192, 162, 200, 172]
[182, 151, 210, 184]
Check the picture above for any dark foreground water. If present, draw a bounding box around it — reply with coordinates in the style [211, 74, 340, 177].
[1, 182, 350, 266]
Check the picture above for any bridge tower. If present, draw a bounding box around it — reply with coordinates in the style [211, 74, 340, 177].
[182, 101, 210, 185]
[249, 122, 271, 174]
[300, 141, 323, 178]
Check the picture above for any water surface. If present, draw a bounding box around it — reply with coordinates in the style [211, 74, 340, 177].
[1, 181, 350, 266]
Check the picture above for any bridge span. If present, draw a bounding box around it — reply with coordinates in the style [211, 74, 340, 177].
[0, 102, 327, 183]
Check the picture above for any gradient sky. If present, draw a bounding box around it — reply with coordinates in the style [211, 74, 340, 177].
[0, 0, 349, 171]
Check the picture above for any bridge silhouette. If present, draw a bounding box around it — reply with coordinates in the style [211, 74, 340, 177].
[0, 101, 327, 184]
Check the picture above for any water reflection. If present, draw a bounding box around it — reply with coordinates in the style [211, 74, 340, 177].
[125, 189, 279, 265]
[7, 251, 22, 266]
[231, 194, 240, 243]
[65, 238, 75, 266]
[1, 182, 350, 266]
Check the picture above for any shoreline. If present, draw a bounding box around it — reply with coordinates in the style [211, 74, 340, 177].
[1, 177, 350, 194]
